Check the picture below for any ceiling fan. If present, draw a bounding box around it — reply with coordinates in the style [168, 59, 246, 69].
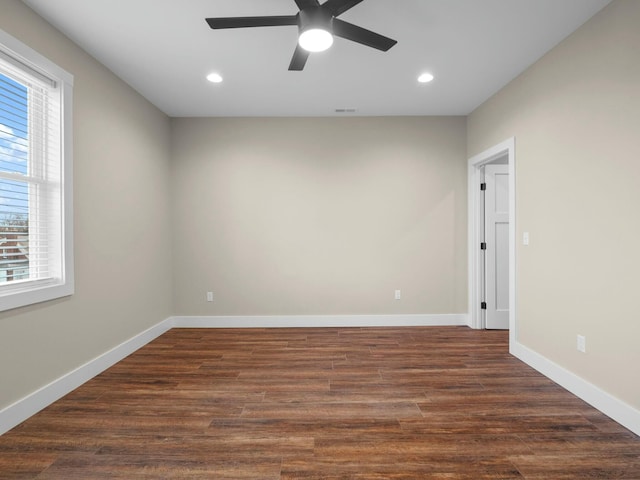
[205, 0, 397, 71]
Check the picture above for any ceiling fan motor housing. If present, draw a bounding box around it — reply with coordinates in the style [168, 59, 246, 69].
[298, 7, 334, 33]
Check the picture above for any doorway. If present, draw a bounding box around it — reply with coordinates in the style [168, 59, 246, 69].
[468, 139, 516, 339]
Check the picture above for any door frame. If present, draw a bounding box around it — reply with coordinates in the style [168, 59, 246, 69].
[467, 138, 516, 343]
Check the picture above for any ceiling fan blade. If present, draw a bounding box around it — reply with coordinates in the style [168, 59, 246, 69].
[294, 0, 320, 9]
[289, 44, 310, 71]
[206, 16, 298, 29]
[322, 0, 365, 17]
[332, 18, 397, 51]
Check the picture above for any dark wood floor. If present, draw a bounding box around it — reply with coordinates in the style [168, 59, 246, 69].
[1, 327, 639, 479]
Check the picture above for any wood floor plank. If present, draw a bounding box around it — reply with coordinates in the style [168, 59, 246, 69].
[510, 453, 640, 479]
[0, 452, 58, 479]
[281, 457, 526, 480]
[36, 453, 283, 480]
[0, 326, 638, 479]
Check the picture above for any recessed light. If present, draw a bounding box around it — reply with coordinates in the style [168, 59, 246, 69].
[206, 73, 223, 83]
[418, 73, 434, 83]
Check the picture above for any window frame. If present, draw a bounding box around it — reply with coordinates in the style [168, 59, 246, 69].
[0, 28, 74, 312]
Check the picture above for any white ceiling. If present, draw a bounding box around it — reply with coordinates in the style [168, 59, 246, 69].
[21, 0, 611, 117]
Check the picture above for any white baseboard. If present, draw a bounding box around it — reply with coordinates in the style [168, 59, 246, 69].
[0, 319, 172, 436]
[171, 313, 470, 329]
[511, 341, 640, 436]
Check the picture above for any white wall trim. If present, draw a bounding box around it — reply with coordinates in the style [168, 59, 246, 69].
[172, 314, 469, 329]
[512, 341, 640, 436]
[0, 319, 172, 436]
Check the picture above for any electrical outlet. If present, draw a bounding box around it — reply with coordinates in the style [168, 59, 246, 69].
[206, 291, 214, 302]
[394, 290, 401, 300]
[577, 334, 586, 353]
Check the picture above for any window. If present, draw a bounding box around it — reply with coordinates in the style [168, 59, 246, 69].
[0, 29, 73, 312]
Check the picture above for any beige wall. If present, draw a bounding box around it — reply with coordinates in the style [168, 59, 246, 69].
[0, 1, 173, 409]
[171, 117, 467, 316]
[468, 0, 640, 409]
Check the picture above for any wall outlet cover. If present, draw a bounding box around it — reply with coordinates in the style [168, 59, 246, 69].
[577, 334, 586, 353]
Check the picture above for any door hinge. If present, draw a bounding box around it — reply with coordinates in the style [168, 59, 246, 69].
[480, 242, 487, 250]
[481, 302, 487, 310]
[480, 183, 487, 191]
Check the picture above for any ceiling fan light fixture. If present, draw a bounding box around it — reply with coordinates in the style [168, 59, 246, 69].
[205, 1, 397, 71]
[206, 72, 223, 83]
[299, 28, 334, 52]
[418, 73, 435, 83]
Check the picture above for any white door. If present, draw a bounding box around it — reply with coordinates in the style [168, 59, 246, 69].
[484, 165, 509, 329]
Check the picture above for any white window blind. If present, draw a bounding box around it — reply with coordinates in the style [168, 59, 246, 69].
[0, 29, 73, 311]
